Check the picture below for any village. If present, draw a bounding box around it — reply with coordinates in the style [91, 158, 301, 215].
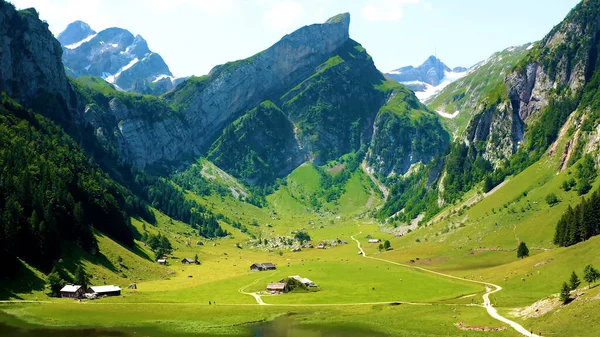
[58, 234, 387, 301]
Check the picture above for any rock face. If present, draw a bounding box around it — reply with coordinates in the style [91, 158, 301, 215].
[0, 4, 74, 124]
[463, 0, 600, 166]
[428, 43, 533, 138]
[367, 86, 450, 177]
[57, 20, 95, 46]
[388, 56, 451, 86]
[59, 22, 177, 94]
[387, 56, 468, 101]
[0, 5, 449, 184]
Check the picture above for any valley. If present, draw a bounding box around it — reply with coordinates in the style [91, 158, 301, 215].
[1, 0, 600, 336]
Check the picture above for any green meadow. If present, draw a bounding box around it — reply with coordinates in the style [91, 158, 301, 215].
[2, 145, 600, 337]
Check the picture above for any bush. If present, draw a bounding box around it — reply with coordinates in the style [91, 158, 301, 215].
[546, 193, 560, 206]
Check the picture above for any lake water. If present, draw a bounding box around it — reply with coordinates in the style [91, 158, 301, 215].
[0, 313, 387, 337]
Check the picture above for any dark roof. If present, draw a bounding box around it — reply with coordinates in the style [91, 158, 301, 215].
[261, 263, 276, 268]
[182, 258, 195, 263]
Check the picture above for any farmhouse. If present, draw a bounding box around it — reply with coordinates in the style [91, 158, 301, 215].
[368, 239, 381, 243]
[317, 243, 326, 249]
[267, 282, 287, 294]
[181, 258, 198, 264]
[157, 259, 167, 265]
[250, 263, 277, 271]
[289, 275, 317, 287]
[60, 285, 85, 299]
[90, 285, 121, 297]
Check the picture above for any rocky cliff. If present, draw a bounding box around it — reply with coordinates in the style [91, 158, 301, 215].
[0, 4, 449, 186]
[60, 22, 177, 94]
[0, 4, 75, 124]
[461, 0, 600, 167]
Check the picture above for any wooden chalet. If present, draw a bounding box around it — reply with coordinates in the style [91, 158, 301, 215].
[250, 262, 277, 271]
[60, 285, 85, 299]
[181, 258, 198, 264]
[267, 282, 287, 294]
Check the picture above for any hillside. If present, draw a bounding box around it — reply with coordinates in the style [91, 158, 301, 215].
[428, 44, 533, 138]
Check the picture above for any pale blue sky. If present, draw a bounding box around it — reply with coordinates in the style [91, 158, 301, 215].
[10, 0, 581, 77]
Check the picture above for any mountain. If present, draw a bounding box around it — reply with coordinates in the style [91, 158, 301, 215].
[427, 43, 533, 138]
[57, 20, 95, 46]
[71, 13, 448, 184]
[379, 0, 600, 219]
[386, 56, 468, 101]
[59, 21, 181, 95]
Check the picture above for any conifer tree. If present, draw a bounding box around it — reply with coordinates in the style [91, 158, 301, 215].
[584, 264, 600, 289]
[560, 282, 571, 304]
[569, 271, 581, 291]
[517, 241, 529, 259]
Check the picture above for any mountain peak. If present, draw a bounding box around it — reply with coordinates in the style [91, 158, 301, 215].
[326, 13, 350, 25]
[57, 20, 96, 46]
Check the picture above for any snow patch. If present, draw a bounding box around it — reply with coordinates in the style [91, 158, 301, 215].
[105, 58, 139, 84]
[526, 44, 534, 50]
[411, 70, 468, 102]
[436, 110, 460, 119]
[64, 34, 97, 49]
[153, 74, 175, 83]
[84, 64, 92, 71]
[111, 43, 119, 48]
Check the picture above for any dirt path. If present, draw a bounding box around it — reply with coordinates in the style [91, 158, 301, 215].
[361, 161, 389, 200]
[350, 233, 540, 337]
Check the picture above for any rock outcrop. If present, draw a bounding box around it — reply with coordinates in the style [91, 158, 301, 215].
[463, 0, 600, 165]
[0, 4, 74, 123]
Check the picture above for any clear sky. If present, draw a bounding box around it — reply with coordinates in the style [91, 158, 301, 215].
[9, 0, 581, 77]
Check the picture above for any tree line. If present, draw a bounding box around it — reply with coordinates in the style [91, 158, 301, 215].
[0, 95, 149, 275]
[554, 190, 600, 247]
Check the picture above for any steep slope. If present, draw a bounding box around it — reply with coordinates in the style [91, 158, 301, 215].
[428, 44, 533, 138]
[0, 94, 148, 276]
[379, 0, 600, 219]
[77, 13, 449, 183]
[367, 82, 449, 178]
[60, 21, 179, 94]
[466, 0, 600, 167]
[386, 56, 468, 101]
[0, 4, 75, 125]
[208, 101, 305, 184]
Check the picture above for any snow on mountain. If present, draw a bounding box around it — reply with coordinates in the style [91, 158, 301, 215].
[414, 69, 468, 101]
[65, 33, 97, 50]
[386, 56, 468, 102]
[59, 21, 179, 95]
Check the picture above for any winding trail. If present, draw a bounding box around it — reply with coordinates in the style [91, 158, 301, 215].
[350, 233, 540, 337]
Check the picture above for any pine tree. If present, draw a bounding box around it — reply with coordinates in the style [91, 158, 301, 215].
[560, 282, 571, 304]
[74, 265, 89, 289]
[194, 253, 199, 264]
[584, 264, 600, 289]
[569, 271, 581, 291]
[384, 240, 391, 250]
[517, 241, 529, 259]
[47, 269, 65, 296]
